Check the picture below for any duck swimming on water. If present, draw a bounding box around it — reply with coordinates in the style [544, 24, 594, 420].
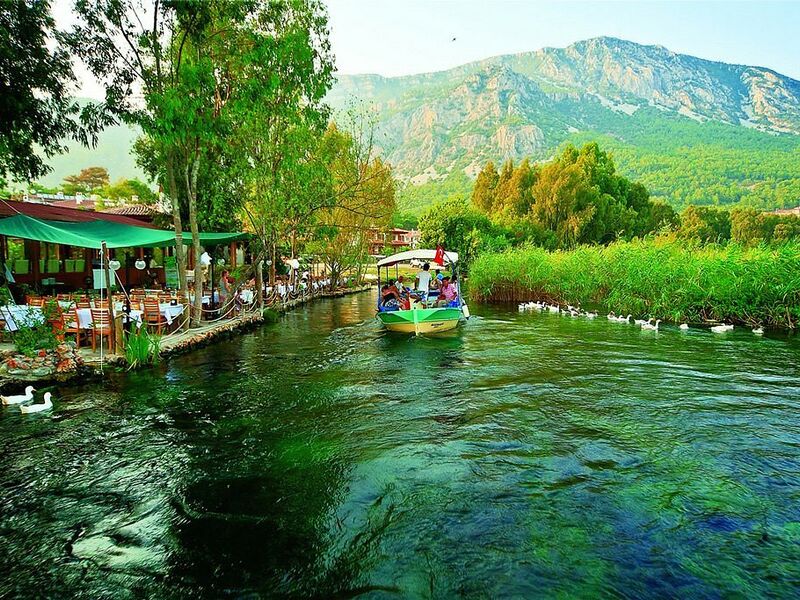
[20, 392, 53, 414]
[2, 386, 35, 405]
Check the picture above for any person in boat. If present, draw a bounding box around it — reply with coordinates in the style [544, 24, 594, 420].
[415, 263, 432, 294]
[394, 275, 407, 293]
[431, 269, 442, 290]
[436, 275, 457, 307]
[380, 284, 400, 309]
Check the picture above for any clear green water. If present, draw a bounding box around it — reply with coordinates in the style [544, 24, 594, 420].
[2, 292, 800, 598]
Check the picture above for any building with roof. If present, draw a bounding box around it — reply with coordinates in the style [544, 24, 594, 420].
[368, 228, 420, 257]
[0, 199, 246, 293]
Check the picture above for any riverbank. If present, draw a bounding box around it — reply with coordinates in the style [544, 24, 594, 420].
[0, 284, 373, 391]
[469, 239, 800, 328]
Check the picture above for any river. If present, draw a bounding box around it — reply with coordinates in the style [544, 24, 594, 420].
[1, 292, 800, 598]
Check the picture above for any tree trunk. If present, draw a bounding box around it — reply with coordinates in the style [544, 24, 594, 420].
[184, 153, 203, 327]
[166, 153, 189, 331]
[255, 258, 264, 311]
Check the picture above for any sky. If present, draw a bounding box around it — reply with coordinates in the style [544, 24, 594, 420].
[55, 0, 800, 98]
[325, 0, 800, 79]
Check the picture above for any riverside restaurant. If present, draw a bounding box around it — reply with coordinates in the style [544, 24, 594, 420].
[0, 201, 248, 293]
[0, 200, 249, 350]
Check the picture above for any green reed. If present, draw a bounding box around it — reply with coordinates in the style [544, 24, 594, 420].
[469, 238, 800, 328]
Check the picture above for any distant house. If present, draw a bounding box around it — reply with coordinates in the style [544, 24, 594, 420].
[770, 206, 800, 217]
[101, 203, 166, 224]
[17, 192, 99, 210]
[368, 227, 420, 256]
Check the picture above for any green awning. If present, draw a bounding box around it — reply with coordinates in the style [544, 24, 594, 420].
[0, 214, 248, 249]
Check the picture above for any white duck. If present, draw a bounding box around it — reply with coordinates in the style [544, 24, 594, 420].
[641, 319, 661, 331]
[20, 392, 53, 414]
[710, 324, 734, 333]
[547, 304, 560, 314]
[633, 318, 651, 326]
[616, 314, 632, 323]
[2, 385, 36, 406]
[752, 327, 764, 335]
[679, 323, 690, 330]
[584, 311, 597, 319]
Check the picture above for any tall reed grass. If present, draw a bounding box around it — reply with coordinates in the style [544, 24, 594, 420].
[469, 239, 800, 327]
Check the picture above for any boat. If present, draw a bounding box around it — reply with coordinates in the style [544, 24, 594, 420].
[375, 248, 470, 334]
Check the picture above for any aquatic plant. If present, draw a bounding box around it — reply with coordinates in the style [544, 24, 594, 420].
[469, 238, 800, 327]
[124, 327, 161, 369]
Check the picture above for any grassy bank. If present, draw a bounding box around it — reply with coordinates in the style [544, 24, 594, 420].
[469, 239, 800, 328]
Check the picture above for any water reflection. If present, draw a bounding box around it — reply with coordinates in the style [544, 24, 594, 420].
[2, 293, 800, 597]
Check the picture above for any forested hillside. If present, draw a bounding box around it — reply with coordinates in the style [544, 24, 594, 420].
[330, 37, 800, 215]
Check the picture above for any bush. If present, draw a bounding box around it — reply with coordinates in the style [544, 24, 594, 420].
[14, 300, 59, 357]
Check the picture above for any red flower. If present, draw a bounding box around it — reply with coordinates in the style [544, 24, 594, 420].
[38, 350, 47, 357]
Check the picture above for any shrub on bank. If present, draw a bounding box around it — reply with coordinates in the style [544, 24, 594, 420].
[469, 238, 800, 327]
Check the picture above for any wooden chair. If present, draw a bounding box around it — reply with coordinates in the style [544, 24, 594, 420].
[56, 293, 72, 303]
[27, 297, 45, 307]
[76, 299, 91, 309]
[62, 308, 88, 348]
[142, 299, 168, 334]
[94, 298, 110, 309]
[90, 308, 113, 352]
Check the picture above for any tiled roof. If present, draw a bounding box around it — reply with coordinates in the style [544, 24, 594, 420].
[0, 199, 158, 228]
[101, 204, 165, 216]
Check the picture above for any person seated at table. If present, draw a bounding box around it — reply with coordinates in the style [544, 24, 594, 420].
[435, 275, 457, 307]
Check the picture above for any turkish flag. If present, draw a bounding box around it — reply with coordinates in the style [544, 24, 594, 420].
[434, 245, 445, 266]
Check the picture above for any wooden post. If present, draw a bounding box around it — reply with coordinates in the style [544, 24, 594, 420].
[101, 241, 117, 354]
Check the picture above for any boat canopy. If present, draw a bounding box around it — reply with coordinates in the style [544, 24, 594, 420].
[376, 248, 459, 268]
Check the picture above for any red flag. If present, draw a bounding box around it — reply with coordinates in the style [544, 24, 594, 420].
[434, 245, 445, 266]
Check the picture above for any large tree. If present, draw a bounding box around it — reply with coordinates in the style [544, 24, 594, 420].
[71, 0, 335, 324]
[62, 166, 110, 194]
[307, 124, 396, 289]
[0, 0, 106, 186]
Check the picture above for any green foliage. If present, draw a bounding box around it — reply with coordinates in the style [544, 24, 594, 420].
[62, 166, 109, 195]
[392, 211, 419, 230]
[101, 178, 157, 204]
[124, 327, 161, 370]
[563, 110, 800, 211]
[676, 206, 731, 243]
[729, 207, 800, 246]
[470, 239, 800, 328]
[14, 300, 59, 357]
[471, 143, 677, 249]
[418, 197, 510, 270]
[397, 170, 472, 216]
[0, 1, 108, 183]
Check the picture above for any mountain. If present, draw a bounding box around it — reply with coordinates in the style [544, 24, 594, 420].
[36, 117, 147, 188]
[328, 37, 800, 213]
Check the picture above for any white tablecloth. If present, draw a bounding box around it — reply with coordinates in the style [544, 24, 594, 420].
[72, 308, 144, 329]
[1, 305, 44, 332]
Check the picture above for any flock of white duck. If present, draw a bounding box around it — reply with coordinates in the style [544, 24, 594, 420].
[1, 386, 54, 413]
[518, 301, 764, 335]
